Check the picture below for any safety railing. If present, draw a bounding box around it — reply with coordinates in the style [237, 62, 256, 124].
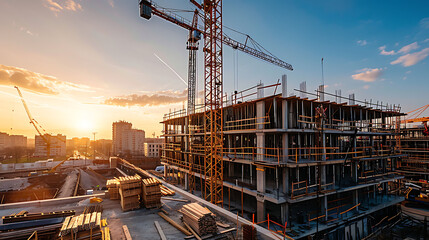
[252, 213, 293, 240]
[224, 116, 270, 131]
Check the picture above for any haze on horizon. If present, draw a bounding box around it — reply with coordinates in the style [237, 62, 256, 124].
[0, 0, 428, 139]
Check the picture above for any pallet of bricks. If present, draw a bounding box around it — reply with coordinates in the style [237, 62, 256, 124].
[119, 175, 142, 211]
[142, 177, 161, 208]
[59, 206, 102, 240]
[179, 203, 218, 236]
[106, 179, 119, 200]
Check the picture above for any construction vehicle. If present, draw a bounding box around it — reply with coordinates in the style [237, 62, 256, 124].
[139, 0, 293, 205]
[15, 86, 66, 157]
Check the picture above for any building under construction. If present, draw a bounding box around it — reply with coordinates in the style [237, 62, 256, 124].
[161, 77, 406, 239]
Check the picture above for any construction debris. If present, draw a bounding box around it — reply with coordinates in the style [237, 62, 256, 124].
[180, 203, 218, 236]
[2, 210, 75, 224]
[122, 225, 132, 240]
[160, 184, 175, 196]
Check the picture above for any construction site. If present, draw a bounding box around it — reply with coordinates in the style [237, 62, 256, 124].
[1, 0, 429, 240]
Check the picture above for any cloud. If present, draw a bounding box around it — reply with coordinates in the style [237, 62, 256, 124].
[43, 0, 82, 13]
[103, 89, 187, 107]
[108, 0, 114, 8]
[391, 48, 429, 67]
[424, 38, 429, 43]
[378, 46, 395, 55]
[357, 40, 367, 46]
[398, 42, 419, 54]
[351, 68, 383, 82]
[363, 85, 370, 89]
[0, 64, 90, 95]
[420, 17, 429, 29]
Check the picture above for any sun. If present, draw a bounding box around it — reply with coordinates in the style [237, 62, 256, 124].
[75, 119, 94, 132]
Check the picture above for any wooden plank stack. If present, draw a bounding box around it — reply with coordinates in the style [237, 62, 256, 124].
[160, 184, 175, 196]
[119, 175, 142, 211]
[106, 179, 120, 200]
[142, 177, 161, 208]
[242, 224, 257, 240]
[180, 203, 218, 236]
[59, 211, 102, 239]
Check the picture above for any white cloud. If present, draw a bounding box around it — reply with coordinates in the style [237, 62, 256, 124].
[357, 40, 367, 46]
[44, 0, 82, 13]
[424, 38, 429, 43]
[378, 45, 395, 55]
[352, 68, 383, 82]
[363, 85, 370, 89]
[0, 64, 90, 95]
[420, 17, 429, 29]
[402, 76, 407, 80]
[391, 48, 429, 67]
[108, 0, 114, 8]
[398, 42, 419, 54]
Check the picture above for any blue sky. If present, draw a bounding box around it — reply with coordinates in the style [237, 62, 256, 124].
[0, 0, 428, 139]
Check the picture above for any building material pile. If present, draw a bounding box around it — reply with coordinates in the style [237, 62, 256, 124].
[2, 210, 75, 224]
[142, 177, 161, 208]
[106, 179, 120, 200]
[179, 203, 218, 236]
[119, 175, 142, 211]
[59, 211, 102, 239]
[160, 184, 175, 196]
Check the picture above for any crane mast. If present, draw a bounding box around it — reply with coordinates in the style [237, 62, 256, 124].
[139, 0, 293, 204]
[15, 86, 52, 157]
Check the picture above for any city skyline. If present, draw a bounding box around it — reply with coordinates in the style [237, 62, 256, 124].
[0, 0, 428, 139]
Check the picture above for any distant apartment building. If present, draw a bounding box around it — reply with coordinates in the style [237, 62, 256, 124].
[34, 134, 66, 157]
[144, 138, 162, 157]
[0, 132, 27, 150]
[112, 121, 145, 156]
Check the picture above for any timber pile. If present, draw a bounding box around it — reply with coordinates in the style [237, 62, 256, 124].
[119, 175, 142, 211]
[2, 210, 75, 224]
[242, 224, 257, 240]
[179, 203, 218, 236]
[160, 184, 175, 196]
[59, 211, 102, 240]
[106, 178, 119, 200]
[142, 178, 161, 208]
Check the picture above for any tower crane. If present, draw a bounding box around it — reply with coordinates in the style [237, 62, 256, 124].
[401, 104, 429, 136]
[15, 86, 65, 157]
[139, 0, 293, 204]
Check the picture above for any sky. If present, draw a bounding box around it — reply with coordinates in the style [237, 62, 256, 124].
[0, 0, 428, 139]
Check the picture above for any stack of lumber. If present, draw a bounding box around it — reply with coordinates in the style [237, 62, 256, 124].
[142, 177, 161, 208]
[59, 211, 102, 240]
[106, 178, 120, 200]
[180, 203, 218, 236]
[242, 224, 257, 240]
[119, 175, 142, 211]
[160, 184, 175, 196]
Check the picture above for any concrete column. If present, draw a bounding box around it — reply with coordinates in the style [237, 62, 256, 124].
[273, 98, 278, 128]
[322, 132, 326, 161]
[282, 133, 289, 160]
[228, 162, 235, 177]
[256, 133, 265, 161]
[257, 167, 266, 193]
[282, 100, 288, 129]
[185, 117, 189, 151]
[281, 203, 289, 225]
[257, 200, 265, 222]
[321, 165, 326, 187]
[184, 173, 189, 190]
[256, 166, 266, 222]
[283, 167, 289, 194]
[322, 196, 328, 221]
[352, 162, 358, 183]
[282, 75, 287, 98]
[353, 189, 359, 211]
[164, 165, 168, 178]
